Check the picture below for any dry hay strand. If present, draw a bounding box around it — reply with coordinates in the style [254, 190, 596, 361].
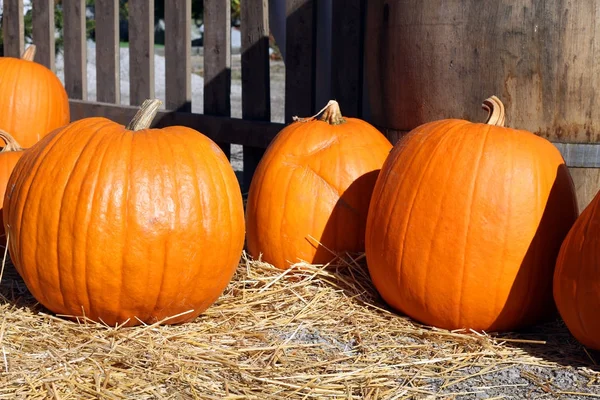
[0, 249, 598, 399]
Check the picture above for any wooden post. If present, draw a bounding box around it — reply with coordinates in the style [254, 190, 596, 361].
[63, 0, 87, 100]
[285, 0, 316, 122]
[331, 0, 364, 117]
[241, 0, 271, 192]
[32, 0, 55, 70]
[2, 0, 24, 58]
[128, 0, 155, 105]
[165, 0, 192, 112]
[203, 0, 232, 159]
[95, 0, 121, 104]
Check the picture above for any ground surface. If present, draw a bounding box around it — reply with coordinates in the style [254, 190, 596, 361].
[0, 254, 599, 399]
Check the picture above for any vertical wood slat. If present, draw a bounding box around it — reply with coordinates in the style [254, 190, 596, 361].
[32, 0, 55, 70]
[241, 0, 270, 191]
[63, 0, 87, 99]
[2, 0, 24, 58]
[204, 0, 231, 158]
[95, 0, 120, 104]
[128, 0, 155, 106]
[285, 0, 316, 122]
[331, 0, 364, 117]
[165, 0, 191, 112]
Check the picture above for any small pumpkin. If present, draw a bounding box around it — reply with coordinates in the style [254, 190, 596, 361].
[554, 193, 600, 350]
[0, 45, 70, 148]
[0, 130, 25, 244]
[365, 96, 578, 332]
[246, 100, 393, 269]
[4, 99, 245, 327]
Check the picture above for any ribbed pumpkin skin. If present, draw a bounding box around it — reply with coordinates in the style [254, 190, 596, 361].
[0, 56, 69, 148]
[246, 116, 392, 269]
[366, 119, 578, 332]
[4, 118, 245, 327]
[554, 194, 600, 350]
[0, 149, 24, 243]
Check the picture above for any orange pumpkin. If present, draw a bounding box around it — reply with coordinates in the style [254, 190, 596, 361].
[246, 100, 393, 269]
[0, 45, 70, 148]
[365, 96, 578, 332]
[3, 99, 245, 327]
[554, 193, 600, 350]
[0, 130, 25, 244]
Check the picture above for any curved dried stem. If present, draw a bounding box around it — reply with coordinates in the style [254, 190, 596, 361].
[482, 95, 506, 127]
[0, 129, 23, 152]
[21, 45, 36, 62]
[126, 99, 163, 131]
[292, 100, 346, 125]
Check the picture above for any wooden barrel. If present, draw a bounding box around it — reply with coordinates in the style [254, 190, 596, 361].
[365, 1, 600, 211]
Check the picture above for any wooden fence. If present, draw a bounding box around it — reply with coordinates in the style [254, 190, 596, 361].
[0, 0, 365, 192]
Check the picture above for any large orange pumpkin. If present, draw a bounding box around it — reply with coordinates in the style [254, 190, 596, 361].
[0, 45, 70, 148]
[246, 100, 392, 269]
[365, 96, 578, 332]
[0, 130, 25, 244]
[554, 193, 600, 350]
[3, 99, 245, 327]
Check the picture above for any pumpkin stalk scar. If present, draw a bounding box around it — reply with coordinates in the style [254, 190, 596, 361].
[126, 99, 163, 131]
[0, 129, 23, 152]
[20, 45, 36, 62]
[483, 95, 506, 127]
[292, 100, 347, 125]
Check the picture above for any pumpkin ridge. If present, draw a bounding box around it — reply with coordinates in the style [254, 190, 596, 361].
[417, 124, 476, 314]
[390, 121, 468, 311]
[379, 120, 458, 246]
[492, 131, 515, 326]
[15, 123, 81, 305]
[63, 120, 116, 316]
[454, 123, 492, 329]
[145, 129, 171, 321]
[574, 216, 595, 341]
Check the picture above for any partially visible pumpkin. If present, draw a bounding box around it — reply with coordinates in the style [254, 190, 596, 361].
[0, 130, 25, 244]
[3, 99, 245, 327]
[246, 100, 393, 269]
[365, 96, 578, 332]
[0, 45, 70, 148]
[554, 193, 600, 350]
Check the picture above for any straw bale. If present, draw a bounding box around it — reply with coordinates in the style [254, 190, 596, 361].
[0, 250, 598, 399]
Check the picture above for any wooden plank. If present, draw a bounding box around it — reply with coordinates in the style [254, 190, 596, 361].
[165, 0, 192, 112]
[569, 168, 600, 213]
[68, 99, 283, 148]
[32, 0, 55, 70]
[2, 0, 24, 58]
[241, 0, 270, 191]
[63, 0, 87, 99]
[331, 0, 363, 117]
[203, 0, 232, 158]
[285, 0, 316, 122]
[128, 0, 155, 105]
[95, 0, 120, 104]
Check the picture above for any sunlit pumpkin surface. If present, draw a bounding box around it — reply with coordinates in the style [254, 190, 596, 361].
[4, 113, 245, 327]
[366, 98, 578, 332]
[0, 46, 70, 148]
[246, 102, 392, 269]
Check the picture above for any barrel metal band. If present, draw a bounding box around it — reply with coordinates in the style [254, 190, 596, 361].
[552, 142, 600, 168]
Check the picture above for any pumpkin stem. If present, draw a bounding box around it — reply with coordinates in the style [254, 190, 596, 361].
[0, 129, 23, 152]
[126, 99, 163, 131]
[21, 45, 36, 61]
[482, 95, 506, 127]
[292, 100, 346, 125]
